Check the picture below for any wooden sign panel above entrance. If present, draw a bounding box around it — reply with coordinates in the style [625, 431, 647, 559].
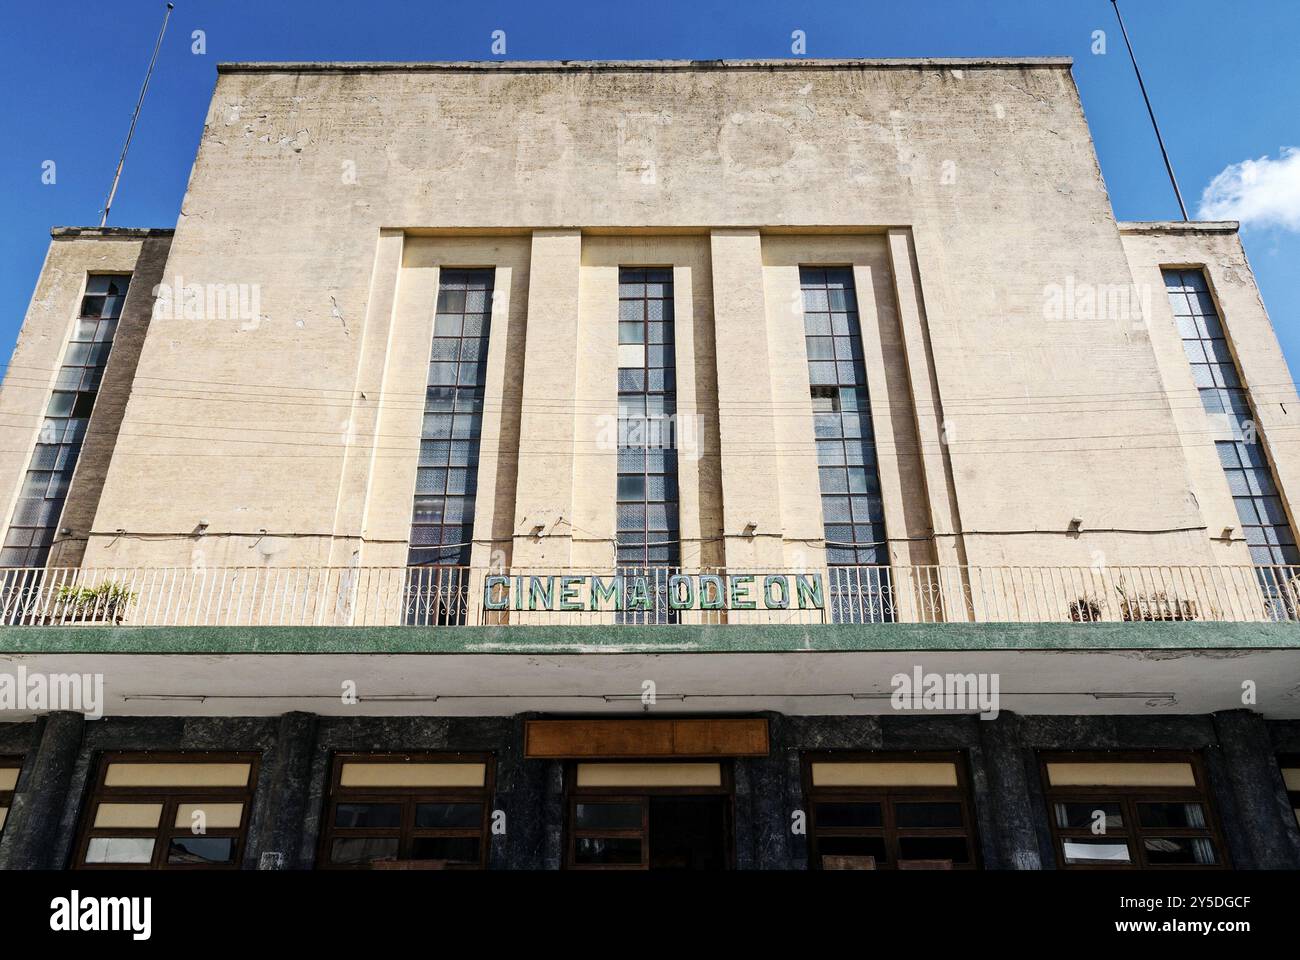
[524, 719, 770, 759]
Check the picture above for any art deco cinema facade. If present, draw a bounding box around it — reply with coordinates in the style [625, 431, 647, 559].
[1, 58, 1299, 871]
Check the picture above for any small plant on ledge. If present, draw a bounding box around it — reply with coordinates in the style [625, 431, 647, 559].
[53, 582, 137, 623]
[1069, 597, 1105, 622]
[1115, 584, 1197, 622]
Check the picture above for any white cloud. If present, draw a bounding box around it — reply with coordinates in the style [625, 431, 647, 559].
[1198, 146, 1300, 230]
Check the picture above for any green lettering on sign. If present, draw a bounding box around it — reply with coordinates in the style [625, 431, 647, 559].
[481, 573, 826, 613]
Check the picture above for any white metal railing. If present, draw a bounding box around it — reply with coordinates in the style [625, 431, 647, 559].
[0, 564, 1297, 628]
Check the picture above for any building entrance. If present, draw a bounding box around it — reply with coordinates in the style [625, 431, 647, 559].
[528, 718, 767, 871]
[648, 796, 728, 870]
[564, 761, 734, 870]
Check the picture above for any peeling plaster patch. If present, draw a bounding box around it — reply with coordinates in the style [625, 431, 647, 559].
[463, 643, 706, 654]
[275, 130, 309, 151]
[718, 110, 800, 176]
[1102, 648, 1259, 663]
[237, 314, 271, 334]
[330, 296, 349, 335]
[999, 75, 1051, 110]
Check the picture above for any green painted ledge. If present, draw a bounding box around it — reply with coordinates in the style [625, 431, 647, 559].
[0, 620, 1299, 655]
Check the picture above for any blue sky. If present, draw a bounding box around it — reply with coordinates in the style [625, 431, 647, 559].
[1, 0, 1296, 370]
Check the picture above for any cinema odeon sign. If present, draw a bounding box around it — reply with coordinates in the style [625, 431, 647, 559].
[483, 572, 825, 612]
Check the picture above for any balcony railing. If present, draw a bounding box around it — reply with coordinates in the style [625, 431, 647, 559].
[0, 564, 1298, 628]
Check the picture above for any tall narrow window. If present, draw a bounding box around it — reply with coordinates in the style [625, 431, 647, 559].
[1164, 269, 1298, 610]
[800, 267, 892, 623]
[406, 268, 493, 625]
[616, 267, 679, 624]
[1, 274, 128, 568]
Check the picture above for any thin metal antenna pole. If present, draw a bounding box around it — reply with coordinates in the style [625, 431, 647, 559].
[1110, 0, 1188, 220]
[99, 2, 175, 227]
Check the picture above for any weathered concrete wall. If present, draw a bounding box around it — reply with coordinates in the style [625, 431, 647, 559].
[72, 59, 1238, 573]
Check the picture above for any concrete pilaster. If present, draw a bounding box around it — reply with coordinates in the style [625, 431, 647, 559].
[512, 229, 583, 566]
[885, 228, 965, 571]
[709, 229, 786, 567]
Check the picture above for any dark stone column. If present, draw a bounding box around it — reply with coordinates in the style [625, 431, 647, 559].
[740, 712, 797, 869]
[0, 711, 85, 870]
[493, 715, 548, 870]
[540, 759, 565, 870]
[1211, 709, 1300, 869]
[975, 712, 1045, 870]
[248, 711, 319, 870]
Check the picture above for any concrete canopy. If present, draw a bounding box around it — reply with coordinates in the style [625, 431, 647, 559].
[0, 645, 1295, 719]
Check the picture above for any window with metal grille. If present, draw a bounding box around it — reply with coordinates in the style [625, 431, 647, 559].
[1164, 269, 1298, 575]
[1, 274, 128, 567]
[616, 267, 679, 623]
[800, 266, 892, 622]
[405, 268, 493, 624]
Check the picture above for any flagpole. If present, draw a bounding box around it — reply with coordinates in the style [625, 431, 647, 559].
[1110, 0, 1189, 220]
[100, 2, 175, 227]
